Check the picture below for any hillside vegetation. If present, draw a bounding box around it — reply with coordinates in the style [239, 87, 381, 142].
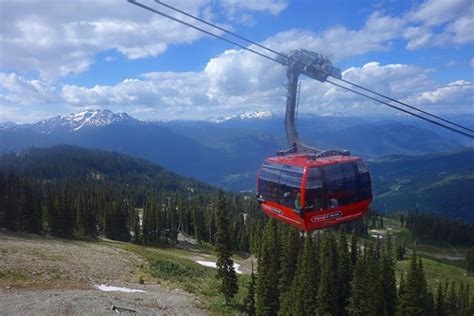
[370, 148, 474, 219]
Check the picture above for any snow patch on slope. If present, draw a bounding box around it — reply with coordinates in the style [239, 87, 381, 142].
[94, 284, 145, 293]
[195, 260, 242, 274]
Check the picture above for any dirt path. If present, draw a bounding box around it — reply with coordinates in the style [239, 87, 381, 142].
[0, 232, 205, 315]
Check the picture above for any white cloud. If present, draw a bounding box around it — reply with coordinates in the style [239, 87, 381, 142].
[262, 12, 405, 61]
[1, 0, 283, 80]
[446, 16, 474, 44]
[220, 0, 288, 15]
[1, 0, 472, 82]
[409, 80, 474, 108]
[1, 0, 473, 122]
[60, 71, 217, 120]
[0, 73, 57, 105]
[298, 62, 442, 115]
[407, 0, 471, 26]
[403, 0, 474, 48]
[3, 60, 469, 122]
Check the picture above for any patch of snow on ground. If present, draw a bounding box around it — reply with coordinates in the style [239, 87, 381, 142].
[195, 260, 242, 274]
[370, 234, 384, 239]
[94, 284, 145, 293]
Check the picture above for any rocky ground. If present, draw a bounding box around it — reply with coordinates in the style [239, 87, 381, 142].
[0, 231, 205, 315]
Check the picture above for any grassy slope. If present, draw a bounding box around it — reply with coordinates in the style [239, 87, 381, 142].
[109, 241, 250, 315]
[370, 217, 473, 294]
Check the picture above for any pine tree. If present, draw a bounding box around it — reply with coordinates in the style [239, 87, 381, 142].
[435, 282, 446, 316]
[256, 219, 280, 316]
[381, 234, 397, 316]
[337, 231, 352, 315]
[347, 249, 371, 316]
[446, 281, 458, 315]
[244, 262, 256, 316]
[458, 282, 471, 316]
[278, 225, 300, 299]
[214, 191, 238, 304]
[365, 239, 384, 315]
[350, 230, 358, 266]
[317, 231, 339, 316]
[398, 272, 406, 301]
[132, 208, 141, 244]
[300, 234, 319, 315]
[142, 197, 152, 244]
[398, 254, 429, 316]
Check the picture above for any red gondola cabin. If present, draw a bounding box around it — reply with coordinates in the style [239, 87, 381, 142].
[256, 154, 372, 231]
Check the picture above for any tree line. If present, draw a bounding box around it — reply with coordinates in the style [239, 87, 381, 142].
[244, 219, 474, 316]
[395, 212, 474, 247]
[0, 172, 265, 254]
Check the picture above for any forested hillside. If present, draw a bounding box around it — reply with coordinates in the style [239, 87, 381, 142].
[370, 148, 474, 219]
[1, 145, 473, 315]
[0, 145, 265, 251]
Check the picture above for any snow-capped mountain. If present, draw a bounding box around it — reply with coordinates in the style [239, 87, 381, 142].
[209, 110, 279, 123]
[32, 109, 138, 133]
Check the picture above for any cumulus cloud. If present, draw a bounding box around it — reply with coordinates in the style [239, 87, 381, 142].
[0, 73, 57, 105]
[409, 80, 474, 108]
[3, 60, 469, 122]
[260, 11, 405, 61]
[404, 0, 474, 48]
[298, 62, 441, 115]
[0, 0, 286, 80]
[1, 0, 473, 122]
[1, 0, 472, 82]
[407, 0, 471, 26]
[0, 0, 213, 80]
[220, 0, 288, 16]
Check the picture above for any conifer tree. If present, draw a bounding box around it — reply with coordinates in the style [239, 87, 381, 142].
[256, 219, 280, 315]
[244, 262, 256, 316]
[317, 232, 339, 316]
[446, 281, 458, 315]
[381, 234, 397, 316]
[278, 225, 300, 298]
[214, 191, 238, 304]
[398, 272, 406, 301]
[435, 282, 446, 316]
[278, 239, 304, 316]
[350, 230, 358, 266]
[398, 255, 429, 316]
[365, 239, 384, 315]
[337, 231, 352, 315]
[348, 249, 371, 316]
[132, 208, 141, 244]
[300, 234, 319, 315]
[458, 282, 471, 316]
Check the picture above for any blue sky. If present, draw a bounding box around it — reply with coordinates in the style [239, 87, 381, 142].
[0, 0, 473, 122]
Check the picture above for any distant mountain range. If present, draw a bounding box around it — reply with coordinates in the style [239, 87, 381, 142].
[1, 109, 472, 192]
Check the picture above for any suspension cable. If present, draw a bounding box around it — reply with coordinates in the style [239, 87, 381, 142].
[333, 77, 474, 133]
[127, 0, 283, 65]
[326, 79, 474, 139]
[154, 0, 288, 61]
[128, 0, 474, 139]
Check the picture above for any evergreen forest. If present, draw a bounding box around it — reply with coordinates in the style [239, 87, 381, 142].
[1, 145, 473, 315]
